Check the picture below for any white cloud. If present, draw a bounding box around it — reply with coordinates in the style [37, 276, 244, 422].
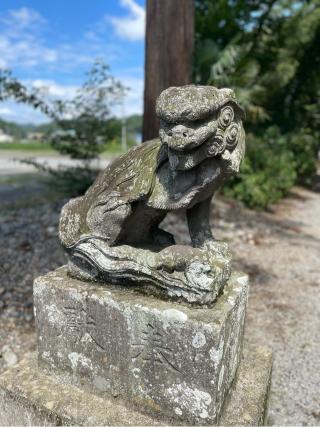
[113, 76, 143, 117]
[0, 37, 59, 69]
[27, 76, 143, 119]
[0, 80, 79, 124]
[29, 80, 78, 98]
[0, 7, 97, 70]
[109, 0, 145, 41]
[27, 77, 143, 119]
[0, 76, 143, 124]
[0, 107, 14, 117]
[0, 100, 49, 124]
[1, 7, 46, 29]
[0, 7, 56, 69]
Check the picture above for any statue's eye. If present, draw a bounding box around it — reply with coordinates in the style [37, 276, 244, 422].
[219, 106, 234, 129]
[168, 131, 173, 137]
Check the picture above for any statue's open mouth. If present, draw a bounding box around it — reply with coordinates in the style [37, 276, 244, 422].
[167, 144, 206, 171]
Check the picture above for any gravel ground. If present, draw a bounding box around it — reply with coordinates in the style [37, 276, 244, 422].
[0, 177, 319, 426]
[0, 199, 66, 321]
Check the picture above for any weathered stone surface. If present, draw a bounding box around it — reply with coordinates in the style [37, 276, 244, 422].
[34, 267, 248, 425]
[0, 353, 161, 427]
[0, 345, 272, 426]
[220, 345, 273, 426]
[59, 85, 246, 304]
[156, 85, 244, 123]
[68, 239, 232, 305]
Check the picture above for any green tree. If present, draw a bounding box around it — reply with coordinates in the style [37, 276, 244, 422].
[195, 0, 320, 207]
[0, 60, 128, 197]
[0, 60, 126, 159]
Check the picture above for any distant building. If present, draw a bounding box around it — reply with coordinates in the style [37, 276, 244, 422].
[0, 129, 14, 143]
[27, 132, 44, 141]
[50, 129, 76, 139]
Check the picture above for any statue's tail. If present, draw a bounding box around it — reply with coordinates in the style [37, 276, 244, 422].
[59, 197, 86, 248]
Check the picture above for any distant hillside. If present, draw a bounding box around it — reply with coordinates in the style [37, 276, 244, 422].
[0, 119, 32, 139]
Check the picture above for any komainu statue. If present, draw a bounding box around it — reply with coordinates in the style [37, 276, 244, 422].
[59, 85, 245, 304]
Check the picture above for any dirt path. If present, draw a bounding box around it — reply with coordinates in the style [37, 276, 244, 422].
[240, 187, 320, 425]
[0, 150, 109, 176]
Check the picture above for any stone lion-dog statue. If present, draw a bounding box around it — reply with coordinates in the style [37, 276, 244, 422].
[59, 85, 245, 304]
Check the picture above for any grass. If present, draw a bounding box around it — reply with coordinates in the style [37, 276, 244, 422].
[0, 141, 130, 157]
[0, 141, 54, 151]
[101, 145, 125, 157]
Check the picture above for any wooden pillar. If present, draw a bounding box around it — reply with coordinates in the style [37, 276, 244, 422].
[142, 0, 194, 141]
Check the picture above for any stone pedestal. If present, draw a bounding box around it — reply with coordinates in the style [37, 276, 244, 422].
[33, 267, 248, 425]
[0, 267, 273, 426]
[0, 345, 272, 426]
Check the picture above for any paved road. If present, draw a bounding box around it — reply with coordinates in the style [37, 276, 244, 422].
[0, 150, 109, 176]
[0, 150, 111, 205]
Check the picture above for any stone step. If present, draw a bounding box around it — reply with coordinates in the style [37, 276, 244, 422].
[0, 344, 272, 426]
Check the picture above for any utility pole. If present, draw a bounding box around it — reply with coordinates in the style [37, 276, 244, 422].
[142, 0, 194, 141]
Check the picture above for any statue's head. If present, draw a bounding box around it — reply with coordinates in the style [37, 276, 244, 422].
[156, 85, 245, 172]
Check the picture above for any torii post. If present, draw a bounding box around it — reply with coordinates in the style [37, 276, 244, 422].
[142, 0, 194, 141]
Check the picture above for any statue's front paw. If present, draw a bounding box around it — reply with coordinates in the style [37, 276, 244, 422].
[201, 240, 231, 258]
[154, 249, 178, 273]
[144, 249, 177, 272]
[155, 245, 201, 273]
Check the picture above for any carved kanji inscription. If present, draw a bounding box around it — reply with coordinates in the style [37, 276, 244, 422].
[132, 323, 180, 373]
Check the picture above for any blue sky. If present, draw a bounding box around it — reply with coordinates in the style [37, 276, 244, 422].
[0, 0, 145, 123]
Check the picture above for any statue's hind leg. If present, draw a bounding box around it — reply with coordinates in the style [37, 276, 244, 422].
[151, 227, 176, 249]
[86, 202, 132, 246]
[67, 202, 133, 281]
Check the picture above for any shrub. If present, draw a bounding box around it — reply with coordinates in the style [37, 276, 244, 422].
[20, 159, 99, 197]
[224, 128, 297, 209]
[46, 165, 99, 197]
[194, 0, 319, 209]
[287, 129, 318, 186]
